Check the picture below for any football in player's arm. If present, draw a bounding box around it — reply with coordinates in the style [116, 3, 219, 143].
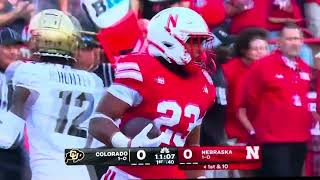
[90, 81, 206, 179]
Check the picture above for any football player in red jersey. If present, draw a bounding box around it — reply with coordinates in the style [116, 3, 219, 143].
[89, 7, 216, 179]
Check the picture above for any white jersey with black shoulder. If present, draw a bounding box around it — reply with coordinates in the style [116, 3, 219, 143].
[8, 61, 104, 180]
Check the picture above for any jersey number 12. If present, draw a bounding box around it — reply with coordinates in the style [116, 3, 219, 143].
[55, 91, 94, 138]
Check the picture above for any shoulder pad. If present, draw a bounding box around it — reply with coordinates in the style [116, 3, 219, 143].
[115, 55, 144, 83]
[10, 62, 43, 90]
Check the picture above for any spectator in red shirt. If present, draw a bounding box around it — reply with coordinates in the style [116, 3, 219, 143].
[241, 23, 312, 177]
[305, 60, 320, 176]
[268, 0, 303, 31]
[226, 0, 271, 34]
[223, 28, 269, 146]
[304, 67, 320, 176]
[267, 0, 313, 67]
[187, 0, 226, 30]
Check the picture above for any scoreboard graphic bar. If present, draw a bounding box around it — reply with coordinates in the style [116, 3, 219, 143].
[65, 146, 261, 170]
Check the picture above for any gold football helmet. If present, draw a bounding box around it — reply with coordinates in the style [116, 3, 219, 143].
[28, 9, 81, 58]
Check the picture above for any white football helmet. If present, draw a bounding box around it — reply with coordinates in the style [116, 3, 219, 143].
[147, 7, 213, 66]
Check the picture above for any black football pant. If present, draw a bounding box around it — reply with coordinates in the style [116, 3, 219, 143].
[0, 145, 30, 180]
[257, 142, 307, 177]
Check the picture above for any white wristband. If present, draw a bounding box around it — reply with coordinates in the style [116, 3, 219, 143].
[90, 112, 120, 127]
[197, 176, 207, 179]
[249, 130, 256, 135]
[90, 112, 113, 121]
[111, 131, 131, 148]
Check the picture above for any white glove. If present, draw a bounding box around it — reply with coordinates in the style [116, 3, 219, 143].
[129, 123, 165, 147]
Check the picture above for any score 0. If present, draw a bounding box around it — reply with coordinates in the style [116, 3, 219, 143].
[137, 149, 146, 161]
[183, 149, 193, 160]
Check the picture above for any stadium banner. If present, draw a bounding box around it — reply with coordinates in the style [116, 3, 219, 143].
[65, 146, 261, 170]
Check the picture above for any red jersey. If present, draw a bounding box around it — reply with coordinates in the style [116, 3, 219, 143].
[230, 0, 270, 34]
[108, 53, 216, 179]
[267, 0, 303, 31]
[222, 57, 253, 143]
[190, 0, 226, 29]
[242, 51, 312, 144]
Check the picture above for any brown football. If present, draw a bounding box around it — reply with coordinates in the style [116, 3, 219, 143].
[121, 117, 161, 139]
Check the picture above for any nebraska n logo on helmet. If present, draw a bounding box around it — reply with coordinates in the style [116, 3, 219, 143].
[147, 7, 213, 67]
[165, 14, 178, 32]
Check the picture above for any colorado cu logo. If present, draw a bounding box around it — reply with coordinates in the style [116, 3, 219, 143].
[65, 149, 85, 164]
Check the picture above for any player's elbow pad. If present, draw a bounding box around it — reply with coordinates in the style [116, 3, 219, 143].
[0, 111, 25, 149]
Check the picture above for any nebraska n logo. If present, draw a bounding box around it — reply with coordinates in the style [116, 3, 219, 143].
[165, 14, 179, 32]
[246, 146, 260, 160]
